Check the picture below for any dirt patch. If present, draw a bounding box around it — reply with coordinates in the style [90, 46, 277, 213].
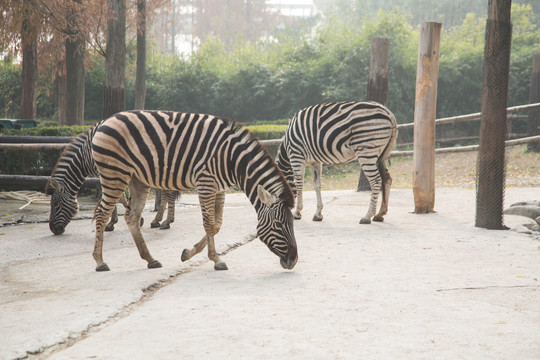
[308, 145, 540, 190]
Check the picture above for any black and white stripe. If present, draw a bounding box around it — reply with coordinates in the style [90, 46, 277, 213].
[275, 101, 398, 224]
[91, 110, 297, 271]
[46, 122, 178, 235]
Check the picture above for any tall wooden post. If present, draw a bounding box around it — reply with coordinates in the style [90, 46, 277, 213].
[357, 38, 389, 191]
[412, 22, 442, 213]
[527, 53, 540, 152]
[475, 0, 512, 229]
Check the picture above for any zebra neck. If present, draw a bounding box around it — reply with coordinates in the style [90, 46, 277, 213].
[228, 142, 284, 212]
[51, 130, 98, 196]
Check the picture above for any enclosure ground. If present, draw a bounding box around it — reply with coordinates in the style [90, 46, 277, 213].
[1, 187, 539, 360]
[309, 145, 540, 190]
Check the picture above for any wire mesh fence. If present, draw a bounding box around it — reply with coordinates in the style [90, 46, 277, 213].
[475, 17, 513, 230]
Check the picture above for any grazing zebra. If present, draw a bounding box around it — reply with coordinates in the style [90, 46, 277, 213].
[275, 101, 398, 224]
[91, 110, 297, 272]
[46, 123, 178, 235]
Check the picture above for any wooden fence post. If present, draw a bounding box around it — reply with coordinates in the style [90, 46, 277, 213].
[475, 0, 512, 230]
[358, 37, 390, 191]
[527, 53, 540, 152]
[412, 22, 442, 213]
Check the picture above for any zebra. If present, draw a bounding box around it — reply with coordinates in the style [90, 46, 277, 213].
[90, 110, 297, 272]
[275, 101, 398, 224]
[46, 123, 178, 235]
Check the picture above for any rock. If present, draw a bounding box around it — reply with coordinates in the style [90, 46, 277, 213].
[510, 225, 533, 234]
[532, 225, 540, 232]
[503, 205, 540, 220]
[514, 201, 540, 207]
[536, 215, 540, 225]
[510, 200, 540, 207]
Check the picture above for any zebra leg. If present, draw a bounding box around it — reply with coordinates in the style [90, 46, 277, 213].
[159, 190, 177, 230]
[373, 163, 392, 222]
[93, 191, 125, 271]
[105, 206, 119, 232]
[150, 189, 167, 228]
[358, 161, 382, 224]
[311, 163, 324, 221]
[182, 188, 227, 270]
[125, 180, 162, 269]
[207, 191, 227, 270]
[291, 162, 306, 220]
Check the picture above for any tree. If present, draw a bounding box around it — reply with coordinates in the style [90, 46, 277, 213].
[64, 0, 86, 125]
[135, 0, 147, 110]
[20, 4, 38, 120]
[102, 0, 126, 118]
[193, 0, 277, 50]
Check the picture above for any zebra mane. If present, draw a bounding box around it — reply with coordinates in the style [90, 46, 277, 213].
[227, 120, 295, 209]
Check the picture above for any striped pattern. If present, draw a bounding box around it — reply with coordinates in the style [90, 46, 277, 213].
[91, 110, 297, 271]
[276, 101, 398, 224]
[46, 123, 178, 235]
[47, 123, 103, 235]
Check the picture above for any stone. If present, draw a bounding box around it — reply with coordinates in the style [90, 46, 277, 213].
[503, 205, 540, 220]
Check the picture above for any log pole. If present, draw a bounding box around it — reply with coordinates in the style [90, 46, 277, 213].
[412, 22, 442, 213]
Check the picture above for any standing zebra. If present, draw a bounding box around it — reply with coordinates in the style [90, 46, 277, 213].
[46, 123, 178, 235]
[275, 101, 398, 224]
[91, 110, 297, 272]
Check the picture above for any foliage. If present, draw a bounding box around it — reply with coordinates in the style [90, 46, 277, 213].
[1, 4, 539, 131]
[0, 60, 21, 118]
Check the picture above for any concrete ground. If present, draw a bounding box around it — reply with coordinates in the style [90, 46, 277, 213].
[1, 187, 539, 360]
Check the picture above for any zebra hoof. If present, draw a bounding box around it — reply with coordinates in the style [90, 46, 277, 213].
[150, 222, 160, 228]
[312, 214, 323, 222]
[360, 217, 371, 224]
[148, 260, 162, 269]
[214, 262, 228, 271]
[159, 223, 171, 230]
[373, 215, 384, 222]
[95, 263, 110, 272]
[140, 217, 144, 227]
[181, 249, 190, 262]
[104, 224, 115, 232]
[293, 212, 302, 220]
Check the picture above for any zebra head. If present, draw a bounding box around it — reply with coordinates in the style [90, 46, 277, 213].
[256, 185, 298, 269]
[46, 178, 79, 235]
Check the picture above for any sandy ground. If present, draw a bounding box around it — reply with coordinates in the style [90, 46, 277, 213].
[1, 187, 540, 360]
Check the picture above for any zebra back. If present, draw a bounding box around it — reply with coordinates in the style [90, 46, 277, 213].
[92, 111, 294, 210]
[284, 101, 398, 165]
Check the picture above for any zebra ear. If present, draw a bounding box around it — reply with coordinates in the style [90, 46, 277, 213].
[258, 185, 277, 207]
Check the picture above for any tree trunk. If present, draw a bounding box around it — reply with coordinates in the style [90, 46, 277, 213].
[475, 0, 512, 230]
[20, 16, 37, 120]
[56, 57, 67, 125]
[527, 53, 540, 152]
[102, 0, 126, 119]
[65, 35, 85, 125]
[134, 0, 147, 110]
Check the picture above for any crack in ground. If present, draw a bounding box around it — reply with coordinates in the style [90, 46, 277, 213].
[436, 284, 540, 292]
[27, 233, 257, 360]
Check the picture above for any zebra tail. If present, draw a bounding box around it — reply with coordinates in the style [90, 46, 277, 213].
[377, 121, 398, 204]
